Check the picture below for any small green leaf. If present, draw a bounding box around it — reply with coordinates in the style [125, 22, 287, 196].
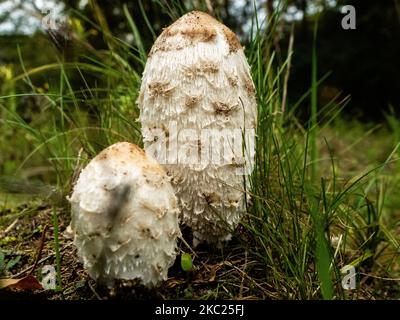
[0, 236, 17, 246]
[181, 253, 193, 272]
[6, 255, 21, 271]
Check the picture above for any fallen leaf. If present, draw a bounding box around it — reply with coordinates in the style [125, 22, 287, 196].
[0, 275, 43, 291]
[209, 265, 219, 282]
[165, 278, 184, 288]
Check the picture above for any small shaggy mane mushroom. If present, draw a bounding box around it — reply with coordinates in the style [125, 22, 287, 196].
[68, 142, 181, 287]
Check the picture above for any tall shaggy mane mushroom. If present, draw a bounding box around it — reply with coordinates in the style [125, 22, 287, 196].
[139, 11, 257, 244]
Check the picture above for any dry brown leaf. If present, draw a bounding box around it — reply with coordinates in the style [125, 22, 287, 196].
[209, 266, 218, 282]
[165, 278, 184, 288]
[0, 275, 43, 291]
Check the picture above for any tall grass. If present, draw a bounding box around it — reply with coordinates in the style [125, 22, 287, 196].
[0, 0, 399, 299]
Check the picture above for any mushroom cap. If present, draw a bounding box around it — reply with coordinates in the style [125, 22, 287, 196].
[148, 10, 242, 57]
[138, 11, 257, 243]
[68, 142, 181, 287]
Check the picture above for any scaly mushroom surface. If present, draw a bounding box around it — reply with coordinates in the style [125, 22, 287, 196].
[69, 142, 181, 287]
[138, 11, 257, 244]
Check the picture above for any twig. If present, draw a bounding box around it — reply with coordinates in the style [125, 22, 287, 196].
[360, 273, 400, 281]
[28, 224, 48, 276]
[88, 279, 103, 300]
[3, 218, 19, 235]
[179, 235, 198, 258]
[13, 242, 73, 278]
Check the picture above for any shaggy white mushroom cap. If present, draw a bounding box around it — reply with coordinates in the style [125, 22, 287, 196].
[138, 11, 257, 243]
[68, 142, 181, 287]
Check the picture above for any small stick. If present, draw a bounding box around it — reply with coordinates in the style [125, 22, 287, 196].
[88, 279, 103, 300]
[3, 218, 19, 235]
[13, 242, 73, 278]
[179, 235, 198, 258]
[28, 224, 48, 276]
[359, 273, 400, 281]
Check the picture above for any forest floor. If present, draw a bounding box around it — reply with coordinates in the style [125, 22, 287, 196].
[0, 122, 399, 300]
[0, 200, 279, 300]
